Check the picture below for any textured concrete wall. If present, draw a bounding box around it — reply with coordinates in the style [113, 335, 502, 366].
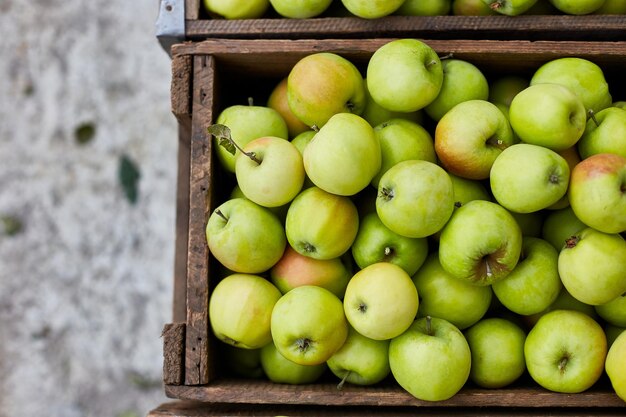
[0, 1, 178, 416]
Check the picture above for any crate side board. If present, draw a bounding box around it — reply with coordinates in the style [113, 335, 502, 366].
[184, 15, 626, 42]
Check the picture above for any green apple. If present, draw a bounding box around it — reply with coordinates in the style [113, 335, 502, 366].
[524, 309, 607, 393]
[326, 326, 391, 386]
[489, 76, 529, 107]
[290, 130, 316, 155]
[578, 107, 626, 159]
[376, 159, 455, 238]
[545, 145, 582, 210]
[569, 153, 626, 234]
[287, 52, 366, 128]
[260, 341, 327, 384]
[220, 343, 264, 378]
[206, 198, 286, 273]
[481, 0, 540, 15]
[351, 212, 429, 276]
[522, 286, 598, 329]
[541, 206, 587, 251]
[425, 59, 490, 122]
[361, 80, 423, 128]
[509, 83, 586, 151]
[595, 0, 626, 13]
[343, 262, 419, 340]
[367, 39, 443, 113]
[452, 0, 499, 14]
[371, 118, 436, 188]
[530, 57, 613, 116]
[389, 316, 471, 401]
[303, 112, 381, 196]
[606, 330, 626, 401]
[270, 245, 351, 298]
[435, 99, 514, 180]
[465, 318, 527, 388]
[413, 254, 493, 330]
[549, 0, 606, 14]
[213, 105, 288, 173]
[271, 285, 348, 365]
[439, 199, 523, 286]
[235, 136, 304, 208]
[209, 273, 282, 349]
[285, 186, 359, 260]
[340, 0, 405, 18]
[203, 0, 269, 19]
[595, 293, 626, 327]
[449, 173, 491, 208]
[396, 0, 451, 15]
[269, 0, 333, 18]
[229, 183, 289, 222]
[490, 143, 570, 213]
[510, 210, 544, 237]
[267, 77, 310, 138]
[558, 228, 626, 305]
[492, 237, 562, 316]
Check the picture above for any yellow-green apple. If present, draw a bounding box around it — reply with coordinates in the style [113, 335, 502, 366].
[492, 237, 562, 315]
[449, 173, 491, 208]
[340, 0, 405, 18]
[546, 145, 582, 210]
[303, 113, 381, 196]
[413, 254, 493, 330]
[558, 228, 626, 305]
[229, 184, 289, 222]
[548, 0, 606, 14]
[389, 316, 471, 401]
[595, 293, 626, 327]
[615, 101, 626, 109]
[361, 80, 423, 128]
[578, 107, 626, 159]
[371, 118, 436, 188]
[481, 0, 539, 15]
[343, 262, 419, 340]
[260, 341, 327, 384]
[509, 83, 587, 151]
[203, 0, 269, 19]
[326, 326, 390, 386]
[395, 0, 451, 15]
[269, 245, 351, 298]
[522, 286, 598, 329]
[595, 0, 626, 13]
[568, 153, 626, 233]
[287, 52, 365, 128]
[606, 330, 626, 401]
[213, 105, 288, 173]
[524, 309, 607, 393]
[530, 57, 612, 116]
[220, 343, 264, 378]
[541, 206, 587, 250]
[267, 77, 310, 138]
[425, 59, 490, 122]
[285, 186, 359, 260]
[435, 99, 514, 180]
[206, 198, 286, 273]
[271, 285, 348, 365]
[235, 136, 305, 208]
[606, 324, 626, 348]
[489, 76, 529, 107]
[490, 143, 570, 213]
[465, 318, 527, 388]
[376, 159, 455, 238]
[209, 273, 282, 349]
[452, 0, 499, 14]
[351, 212, 429, 276]
[269, 0, 333, 18]
[366, 39, 443, 113]
[439, 200, 523, 286]
[290, 130, 316, 155]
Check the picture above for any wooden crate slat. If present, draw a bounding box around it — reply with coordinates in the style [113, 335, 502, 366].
[162, 323, 186, 385]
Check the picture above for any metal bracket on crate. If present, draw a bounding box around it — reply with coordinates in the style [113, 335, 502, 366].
[156, 0, 185, 57]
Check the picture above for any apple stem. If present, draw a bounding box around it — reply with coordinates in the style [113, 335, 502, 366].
[346, 100, 356, 113]
[247, 97, 254, 106]
[485, 259, 493, 278]
[438, 53, 454, 61]
[215, 209, 228, 222]
[209, 123, 262, 164]
[425, 315, 433, 336]
[337, 371, 351, 390]
[558, 356, 568, 373]
[564, 235, 579, 249]
[490, 0, 503, 10]
[588, 109, 599, 127]
[311, 124, 320, 132]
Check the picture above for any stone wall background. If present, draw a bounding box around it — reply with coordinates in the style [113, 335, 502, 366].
[0, 1, 178, 416]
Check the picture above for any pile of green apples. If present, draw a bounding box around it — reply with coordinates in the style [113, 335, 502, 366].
[205, 38, 626, 402]
[203, 0, 626, 20]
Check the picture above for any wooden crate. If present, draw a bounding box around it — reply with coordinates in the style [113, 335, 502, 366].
[164, 38, 626, 411]
[180, 0, 626, 41]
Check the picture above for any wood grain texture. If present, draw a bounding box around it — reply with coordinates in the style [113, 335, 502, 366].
[162, 323, 186, 385]
[186, 0, 200, 20]
[171, 54, 193, 124]
[184, 55, 216, 386]
[185, 15, 626, 41]
[164, 379, 626, 408]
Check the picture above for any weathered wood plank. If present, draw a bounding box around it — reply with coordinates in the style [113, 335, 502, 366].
[171, 54, 192, 124]
[185, 0, 200, 20]
[162, 323, 186, 385]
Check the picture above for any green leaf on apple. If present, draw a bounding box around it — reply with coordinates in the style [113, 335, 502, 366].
[208, 124, 236, 156]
